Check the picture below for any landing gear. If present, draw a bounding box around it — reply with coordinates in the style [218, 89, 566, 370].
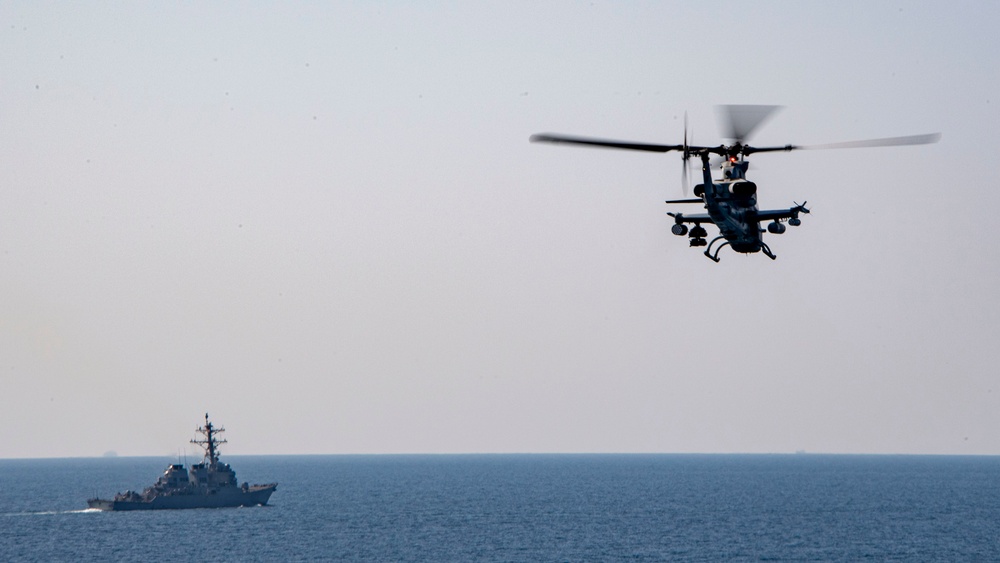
[702, 237, 777, 262]
[704, 236, 728, 262]
[761, 242, 777, 260]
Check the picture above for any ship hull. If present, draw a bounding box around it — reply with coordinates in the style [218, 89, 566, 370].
[87, 484, 276, 511]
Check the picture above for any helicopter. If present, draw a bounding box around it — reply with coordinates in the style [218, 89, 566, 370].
[531, 105, 940, 262]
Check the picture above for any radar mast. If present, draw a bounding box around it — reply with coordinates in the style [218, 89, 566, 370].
[190, 413, 227, 466]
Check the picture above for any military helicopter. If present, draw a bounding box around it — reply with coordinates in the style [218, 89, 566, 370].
[531, 105, 940, 261]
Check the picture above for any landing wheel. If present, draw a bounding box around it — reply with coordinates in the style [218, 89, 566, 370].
[789, 218, 801, 227]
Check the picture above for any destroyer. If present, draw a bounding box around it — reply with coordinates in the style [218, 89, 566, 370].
[87, 414, 277, 511]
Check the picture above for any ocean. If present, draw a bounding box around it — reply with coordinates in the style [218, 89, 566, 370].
[2, 454, 999, 561]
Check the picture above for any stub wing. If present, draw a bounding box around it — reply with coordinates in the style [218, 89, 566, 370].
[668, 212, 713, 224]
[671, 208, 805, 224]
[756, 204, 809, 222]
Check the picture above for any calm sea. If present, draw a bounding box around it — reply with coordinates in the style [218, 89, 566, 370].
[2, 454, 999, 561]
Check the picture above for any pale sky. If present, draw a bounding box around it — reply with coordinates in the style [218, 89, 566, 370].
[2, 1, 998, 458]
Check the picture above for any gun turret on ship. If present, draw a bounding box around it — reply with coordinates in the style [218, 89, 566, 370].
[87, 414, 277, 511]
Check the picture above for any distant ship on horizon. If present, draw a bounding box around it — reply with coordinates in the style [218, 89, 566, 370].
[87, 414, 277, 511]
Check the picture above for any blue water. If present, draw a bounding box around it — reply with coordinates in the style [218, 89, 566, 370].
[2, 455, 999, 561]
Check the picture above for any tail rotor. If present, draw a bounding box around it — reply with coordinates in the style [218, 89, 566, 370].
[681, 112, 692, 195]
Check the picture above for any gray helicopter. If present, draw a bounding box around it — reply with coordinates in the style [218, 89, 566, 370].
[531, 105, 940, 262]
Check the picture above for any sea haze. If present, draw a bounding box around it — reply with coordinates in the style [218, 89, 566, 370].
[2, 454, 999, 561]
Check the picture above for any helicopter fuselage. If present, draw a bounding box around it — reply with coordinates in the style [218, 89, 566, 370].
[700, 174, 762, 254]
[667, 152, 808, 261]
[672, 155, 780, 259]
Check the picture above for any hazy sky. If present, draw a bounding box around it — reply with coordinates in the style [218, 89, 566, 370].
[2, 1, 998, 458]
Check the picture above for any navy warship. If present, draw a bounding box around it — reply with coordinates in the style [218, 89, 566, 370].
[87, 414, 277, 511]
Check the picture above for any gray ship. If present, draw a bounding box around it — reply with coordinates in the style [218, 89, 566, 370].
[87, 414, 277, 511]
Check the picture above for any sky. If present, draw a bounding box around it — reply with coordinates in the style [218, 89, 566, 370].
[2, 1, 998, 458]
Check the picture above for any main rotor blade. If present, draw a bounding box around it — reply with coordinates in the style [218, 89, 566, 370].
[796, 133, 941, 150]
[742, 145, 795, 155]
[530, 133, 683, 153]
[717, 105, 782, 143]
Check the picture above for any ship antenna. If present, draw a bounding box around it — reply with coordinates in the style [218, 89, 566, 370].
[190, 413, 227, 466]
